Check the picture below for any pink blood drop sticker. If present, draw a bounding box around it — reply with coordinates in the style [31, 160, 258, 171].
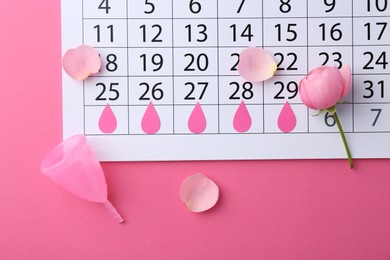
[98, 104, 117, 134]
[188, 102, 207, 134]
[278, 101, 296, 133]
[141, 102, 161, 134]
[233, 101, 252, 133]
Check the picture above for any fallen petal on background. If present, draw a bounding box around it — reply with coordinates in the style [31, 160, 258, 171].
[62, 45, 101, 81]
[237, 47, 277, 82]
[180, 174, 219, 213]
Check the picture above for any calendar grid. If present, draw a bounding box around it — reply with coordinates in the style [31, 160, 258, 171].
[216, 0, 220, 134]
[81, 15, 389, 20]
[78, 0, 390, 137]
[261, 0, 265, 134]
[351, 0, 355, 133]
[82, 0, 86, 135]
[171, 0, 175, 134]
[67, 44, 390, 48]
[306, 0, 310, 134]
[65, 0, 390, 161]
[82, 129, 390, 137]
[126, 0, 130, 135]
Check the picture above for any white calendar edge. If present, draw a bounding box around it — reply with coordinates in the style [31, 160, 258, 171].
[85, 133, 390, 162]
[61, 0, 390, 162]
[62, 0, 85, 139]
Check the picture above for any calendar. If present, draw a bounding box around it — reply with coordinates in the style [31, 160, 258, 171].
[62, 0, 390, 161]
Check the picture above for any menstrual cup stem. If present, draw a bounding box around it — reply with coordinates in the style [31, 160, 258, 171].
[103, 200, 124, 223]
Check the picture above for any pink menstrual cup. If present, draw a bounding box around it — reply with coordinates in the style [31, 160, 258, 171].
[40, 134, 124, 223]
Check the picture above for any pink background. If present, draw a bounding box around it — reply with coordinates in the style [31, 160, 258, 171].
[1, 1, 390, 259]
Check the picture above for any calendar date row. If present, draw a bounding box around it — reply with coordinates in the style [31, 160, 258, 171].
[84, 74, 390, 106]
[84, 0, 389, 19]
[84, 17, 390, 47]
[93, 47, 389, 76]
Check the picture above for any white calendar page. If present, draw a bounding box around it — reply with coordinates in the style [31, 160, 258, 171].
[62, 0, 390, 161]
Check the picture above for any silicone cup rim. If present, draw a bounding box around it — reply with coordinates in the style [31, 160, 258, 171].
[40, 134, 86, 176]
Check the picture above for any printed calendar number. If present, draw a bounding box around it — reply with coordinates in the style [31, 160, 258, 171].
[273, 81, 298, 100]
[324, 112, 336, 127]
[104, 54, 118, 72]
[94, 25, 114, 43]
[84, 20, 127, 47]
[140, 53, 164, 72]
[367, 0, 388, 12]
[363, 80, 385, 99]
[275, 23, 297, 42]
[144, 0, 155, 14]
[308, 0, 352, 18]
[371, 108, 382, 126]
[263, 76, 302, 104]
[275, 52, 298, 71]
[308, 47, 352, 71]
[139, 82, 164, 101]
[264, 0, 305, 17]
[230, 24, 253, 42]
[84, 0, 127, 18]
[309, 105, 353, 133]
[279, 0, 292, 13]
[95, 83, 120, 101]
[229, 82, 254, 100]
[129, 77, 173, 105]
[184, 53, 209, 72]
[354, 104, 390, 132]
[95, 49, 128, 76]
[320, 51, 343, 68]
[98, 0, 111, 14]
[230, 53, 240, 71]
[174, 20, 217, 47]
[140, 24, 163, 43]
[129, 48, 172, 75]
[263, 19, 306, 46]
[308, 18, 351, 46]
[319, 23, 343, 41]
[363, 51, 388, 70]
[268, 47, 307, 74]
[188, 0, 202, 14]
[185, 24, 208, 43]
[354, 75, 389, 103]
[218, 0, 263, 17]
[220, 20, 262, 46]
[237, 0, 246, 13]
[184, 82, 209, 100]
[324, 0, 336, 12]
[174, 77, 217, 105]
[364, 22, 387, 41]
[84, 77, 127, 105]
[173, 0, 216, 18]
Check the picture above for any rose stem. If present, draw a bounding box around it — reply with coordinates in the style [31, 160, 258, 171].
[333, 111, 353, 169]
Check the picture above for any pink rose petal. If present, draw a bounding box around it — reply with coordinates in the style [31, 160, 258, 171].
[298, 79, 316, 109]
[339, 64, 352, 98]
[299, 66, 347, 110]
[180, 174, 219, 213]
[237, 47, 277, 82]
[62, 45, 101, 81]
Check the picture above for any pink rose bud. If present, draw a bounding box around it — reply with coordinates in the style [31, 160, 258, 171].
[298, 64, 354, 169]
[299, 65, 351, 110]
